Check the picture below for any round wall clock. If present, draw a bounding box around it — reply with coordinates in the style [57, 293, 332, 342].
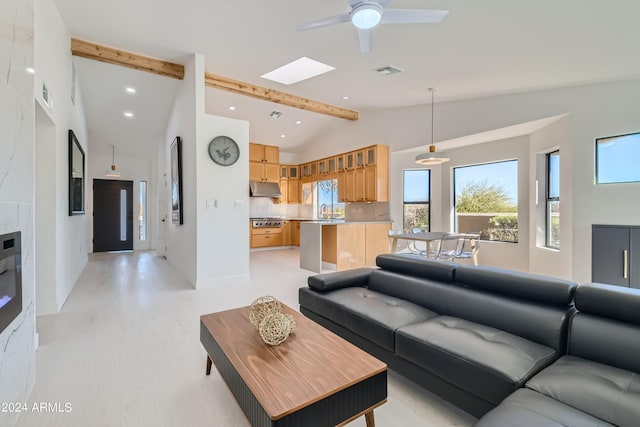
[208, 136, 240, 166]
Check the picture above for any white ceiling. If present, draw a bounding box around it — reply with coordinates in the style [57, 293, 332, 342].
[56, 0, 640, 158]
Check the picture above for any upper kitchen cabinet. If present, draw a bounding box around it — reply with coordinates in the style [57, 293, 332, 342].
[250, 162, 279, 182]
[341, 145, 389, 202]
[250, 143, 279, 183]
[249, 143, 279, 163]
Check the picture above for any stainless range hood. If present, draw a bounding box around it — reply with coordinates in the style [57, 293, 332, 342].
[249, 181, 282, 198]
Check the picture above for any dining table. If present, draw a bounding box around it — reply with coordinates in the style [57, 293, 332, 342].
[388, 231, 448, 256]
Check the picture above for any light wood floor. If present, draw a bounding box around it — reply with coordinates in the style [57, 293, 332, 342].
[17, 248, 475, 427]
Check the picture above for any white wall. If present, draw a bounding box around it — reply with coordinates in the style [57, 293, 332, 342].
[528, 116, 573, 279]
[0, 0, 36, 424]
[196, 114, 250, 287]
[162, 54, 251, 287]
[304, 78, 640, 282]
[87, 142, 154, 251]
[163, 55, 199, 286]
[34, 0, 89, 313]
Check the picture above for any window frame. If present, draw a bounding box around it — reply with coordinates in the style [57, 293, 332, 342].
[595, 131, 640, 184]
[402, 169, 431, 232]
[453, 159, 519, 243]
[545, 151, 559, 249]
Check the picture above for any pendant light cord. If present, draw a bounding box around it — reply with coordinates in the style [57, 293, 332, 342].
[430, 88, 435, 147]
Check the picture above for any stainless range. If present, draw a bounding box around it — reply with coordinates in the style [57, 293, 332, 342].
[251, 218, 283, 228]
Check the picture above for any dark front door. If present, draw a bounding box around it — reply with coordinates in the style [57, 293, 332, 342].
[93, 179, 134, 252]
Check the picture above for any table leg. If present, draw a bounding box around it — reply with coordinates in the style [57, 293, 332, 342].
[390, 237, 398, 253]
[364, 410, 375, 427]
[206, 354, 212, 375]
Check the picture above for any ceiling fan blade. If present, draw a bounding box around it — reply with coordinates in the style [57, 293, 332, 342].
[295, 13, 351, 31]
[357, 28, 373, 54]
[381, 9, 449, 24]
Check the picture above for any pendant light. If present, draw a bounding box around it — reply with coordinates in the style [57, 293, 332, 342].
[105, 144, 121, 177]
[415, 88, 450, 165]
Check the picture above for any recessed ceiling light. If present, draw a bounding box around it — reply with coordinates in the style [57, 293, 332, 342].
[124, 111, 134, 118]
[295, 120, 302, 125]
[261, 57, 336, 85]
[342, 96, 350, 100]
[26, 67, 35, 74]
[280, 134, 286, 138]
[125, 87, 136, 94]
[228, 106, 236, 111]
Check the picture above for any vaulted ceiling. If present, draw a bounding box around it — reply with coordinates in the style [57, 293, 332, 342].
[55, 0, 640, 158]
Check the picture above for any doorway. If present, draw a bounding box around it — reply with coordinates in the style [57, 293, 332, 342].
[93, 179, 133, 252]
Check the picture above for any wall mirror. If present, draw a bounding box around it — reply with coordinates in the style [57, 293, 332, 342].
[68, 129, 85, 215]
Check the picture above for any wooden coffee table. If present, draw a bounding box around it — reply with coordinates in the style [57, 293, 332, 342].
[200, 304, 387, 427]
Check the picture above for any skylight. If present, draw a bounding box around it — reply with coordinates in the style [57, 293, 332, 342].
[261, 57, 335, 85]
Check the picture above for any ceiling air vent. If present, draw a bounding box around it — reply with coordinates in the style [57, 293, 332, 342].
[270, 111, 283, 118]
[374, 65, 404, 75]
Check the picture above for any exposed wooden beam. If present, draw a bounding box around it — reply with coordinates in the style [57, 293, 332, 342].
[70, 38, 357, 121]
[204, 72, 358, 121]
[71, 38, 185, 80]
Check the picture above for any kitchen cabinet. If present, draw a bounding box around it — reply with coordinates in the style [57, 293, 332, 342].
[249, 143, 279, 163]
[335, 145, 389, 202]
[337, 172, 346, 202]
[307, 222, 392, 272]
[592, 225, 640, 288]
[337, 155, 345, 172]
[291, 221, 301, 246]
[344, 169, 356, 202]
[250, 225, 284, 248]
[250, 143, 279, 182]
[250, 162, 279, 182]
[288, 179, 299, 203]
[282, 221, 292, 246]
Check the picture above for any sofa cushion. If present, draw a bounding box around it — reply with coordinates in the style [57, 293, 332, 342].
[569, 312, 640, 373]
[455, 265, 577, 307]
[376, 254, 458, 283]
[307, 268, 374, 292]
[396, 316, 557, 405]
[298, 286, 438, 352]
[474, 389, 614, 427]
[526, 355, 640, 427]
[576, 282, 640, 325]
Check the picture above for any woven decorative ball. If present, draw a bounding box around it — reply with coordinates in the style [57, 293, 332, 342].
[249, 295, 282, 329]
[258, 312, 296, 346]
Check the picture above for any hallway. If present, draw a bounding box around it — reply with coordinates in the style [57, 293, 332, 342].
[18, 250, 474, 427]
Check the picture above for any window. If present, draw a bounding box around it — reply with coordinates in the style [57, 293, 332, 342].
[546, 151, 559, 248]
[596, 132, 640, 184]
[403, 170, 430, 232]
[317, 179, 345, 219]
[454, 160, 518, 242]
[139, 181, 147, 241]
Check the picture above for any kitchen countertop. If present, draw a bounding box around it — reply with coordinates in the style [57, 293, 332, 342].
[250, 217, 392, 224]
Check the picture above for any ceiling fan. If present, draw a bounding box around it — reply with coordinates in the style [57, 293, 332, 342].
[295, 0, 449, 53]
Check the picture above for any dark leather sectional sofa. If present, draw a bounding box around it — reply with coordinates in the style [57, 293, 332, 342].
[298, 254, 640, 426]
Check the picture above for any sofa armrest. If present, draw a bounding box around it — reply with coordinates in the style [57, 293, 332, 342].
[307, 268, 375, 292]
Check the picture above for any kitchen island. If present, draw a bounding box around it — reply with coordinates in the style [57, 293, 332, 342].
[300, 220, 392, 273]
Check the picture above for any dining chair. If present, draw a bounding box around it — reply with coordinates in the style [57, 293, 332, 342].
[408, 227, 428, 256]
[455, 232, 481, 265]
[431, 233, 465, 261]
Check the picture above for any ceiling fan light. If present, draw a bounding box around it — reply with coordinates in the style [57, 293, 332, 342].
[352, 4, 382, 29]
